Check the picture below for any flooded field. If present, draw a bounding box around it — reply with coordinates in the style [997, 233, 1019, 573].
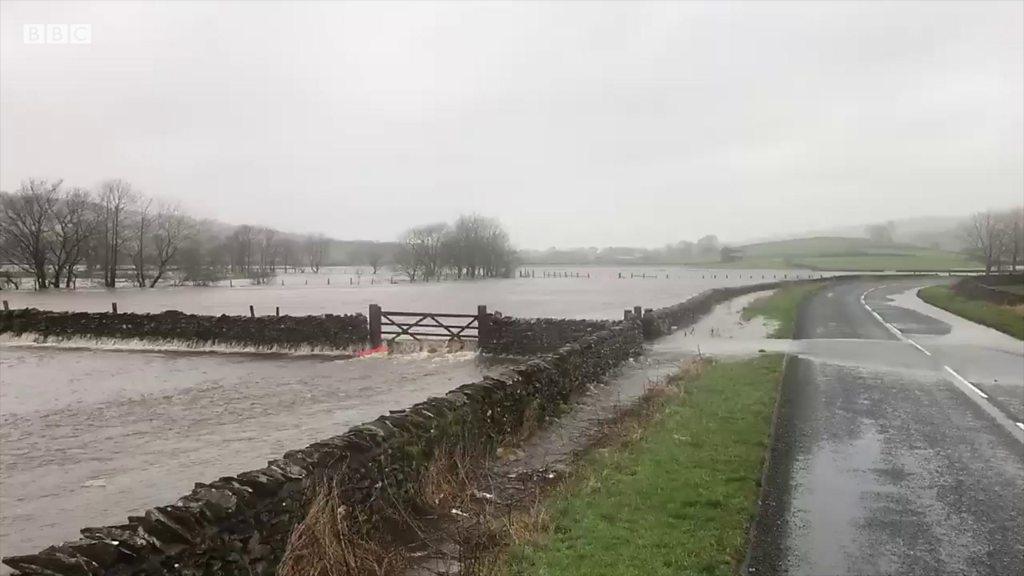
[0, 267, 830, 563]
[0, 266, 830, 320]
[0, 346, 504, 561]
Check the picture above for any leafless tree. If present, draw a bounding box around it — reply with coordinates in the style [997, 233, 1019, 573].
[130, 197, 154, 287]
[149, 204, 193, 287]
[305, 234, 330, 273]
[364, 243, 385, 274]
[99, 179, 136, 287]
[257, 227, 278, 272]
[963, 211, 1010, 274]
[0, 179, 62, 288]
[49, 187, 99, 287]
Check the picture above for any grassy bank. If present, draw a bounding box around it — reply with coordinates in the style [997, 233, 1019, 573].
[741, 282, 824, 338]
[503, 355, 784, 576]
[918, 286, 1024, 340]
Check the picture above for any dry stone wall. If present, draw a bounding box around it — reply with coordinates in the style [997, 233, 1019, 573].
[0, 308, 370, 352]
[3, 280, 828, 575]
[2, 320, 643, 576]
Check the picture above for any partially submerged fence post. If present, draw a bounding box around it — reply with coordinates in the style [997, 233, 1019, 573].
[275, 306, 280, 317]
[2, 300, 8, 312]
[111, 302, 118, 314]
[249, 305, 255, 318]
[369, 304, 382, 348]
[477, 305, 490, 349]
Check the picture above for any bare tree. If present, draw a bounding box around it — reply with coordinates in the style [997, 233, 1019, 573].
[1001, 207, 1024, 272]
[49, 187, 98, 287]
[398, 223, 448, 281]
[130, 197, 153, 287]
[394, 244, 418, 281]
[963, 211, 1009, 274]
[0, 179, 61, 288]
[149, 204, 193, 287]
[257, 227, 278, 272]
[305, 234, 329, 273]
[364, 243, 385, 274]
[99, 179, 136, 287]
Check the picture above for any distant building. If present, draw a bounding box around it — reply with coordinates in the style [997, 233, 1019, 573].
[720, 246, 743, 262]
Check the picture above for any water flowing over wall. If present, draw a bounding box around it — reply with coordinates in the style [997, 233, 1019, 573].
[2, 281, 815, 575]
[2, 322, 643, 575]
[0, 309, 370, 353]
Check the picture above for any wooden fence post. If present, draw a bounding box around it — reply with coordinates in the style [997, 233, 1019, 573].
[369, 304, 382, 348]
[249, 305, 255, 318]
[2, 300, 9, 312]
[275, 306, 280, 317]
[477, 305, 490, 349]
[111, 302, 118, 314]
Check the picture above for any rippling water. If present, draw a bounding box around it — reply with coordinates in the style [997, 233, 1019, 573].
[0, 266, 832, 563]
[1, 265, 829, 319]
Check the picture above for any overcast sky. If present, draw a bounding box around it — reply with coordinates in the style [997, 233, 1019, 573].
[1, 1, 1021, 249]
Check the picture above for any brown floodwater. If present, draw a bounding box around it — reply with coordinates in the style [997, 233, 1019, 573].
[0, 266, 835, 565]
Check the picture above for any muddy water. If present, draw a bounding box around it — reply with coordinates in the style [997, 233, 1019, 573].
[0, 347, 503, 561]
[1, 266, 829, 319]
[0, 268, 828, 564]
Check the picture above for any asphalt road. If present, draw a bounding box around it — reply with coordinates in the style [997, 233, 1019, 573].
[748, 278, 1024, 576]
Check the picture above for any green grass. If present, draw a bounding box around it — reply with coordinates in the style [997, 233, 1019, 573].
[991, 284, 1024, 296]
[505, 355, 784, 576]
[694, 236, 979, 271]
[741, 283, 824, 338]
[918, 286, 1024, 340]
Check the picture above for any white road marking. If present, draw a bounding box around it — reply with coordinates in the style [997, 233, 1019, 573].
[907, 339, 932, 356]
[860, 286, 907, 341]
[860, 284, 1023, 443]
[944, 365, 989, 399]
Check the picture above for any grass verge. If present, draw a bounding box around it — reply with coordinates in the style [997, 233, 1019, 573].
[918, 286, 1024, 340]
[741, 283, 824, 338]
[502, 355, 784, 576]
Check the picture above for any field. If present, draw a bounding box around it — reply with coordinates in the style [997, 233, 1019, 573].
[697, 237, 979, 271]
[504, 355, 784, 576]
[918, 286, 1024, 340]
[741, 283, 825, 338]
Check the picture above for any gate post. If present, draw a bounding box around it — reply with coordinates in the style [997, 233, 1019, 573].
[369, 304, 382, 348]
[477, 305, 491, 350]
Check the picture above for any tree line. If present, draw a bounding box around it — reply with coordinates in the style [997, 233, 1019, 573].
[962, 208, 1024, 274]
[0, 178, 380, 289]
[394, 215, 516, 281]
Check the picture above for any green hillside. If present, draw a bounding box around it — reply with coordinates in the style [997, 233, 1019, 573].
[701, 236, 980, 271]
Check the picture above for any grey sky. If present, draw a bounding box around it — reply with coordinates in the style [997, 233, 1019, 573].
[1, 1, 1021, 249]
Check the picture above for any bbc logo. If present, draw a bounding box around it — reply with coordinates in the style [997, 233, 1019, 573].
[23, 24, 92, 44]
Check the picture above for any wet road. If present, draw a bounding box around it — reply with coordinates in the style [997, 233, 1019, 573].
[749, 278, 1024, 576]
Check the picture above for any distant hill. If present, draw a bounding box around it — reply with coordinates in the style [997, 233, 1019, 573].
[737, 215, 968, 252]
[716, 236, 980, 271]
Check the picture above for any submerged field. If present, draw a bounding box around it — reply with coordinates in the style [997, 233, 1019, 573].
[1, 265, 832, 320]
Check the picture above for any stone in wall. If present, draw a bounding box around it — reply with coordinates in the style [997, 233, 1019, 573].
[0, 308, 370, 351]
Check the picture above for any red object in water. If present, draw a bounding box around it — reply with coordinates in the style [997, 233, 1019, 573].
[356, 344, 387, 357]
